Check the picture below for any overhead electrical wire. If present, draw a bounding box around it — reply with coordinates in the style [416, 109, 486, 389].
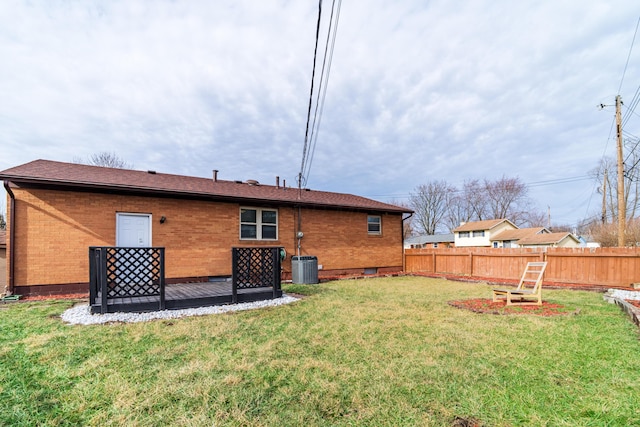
[299, 0, 342, 189]
[617, 15, 640, 94]
[299, 0, 324, 189]
[622, 84, 640, 127]
[586, 15, 640, 223]
[302, 0, 342, 187]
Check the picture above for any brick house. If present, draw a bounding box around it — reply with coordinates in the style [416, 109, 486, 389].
[1, 160, 411, 296]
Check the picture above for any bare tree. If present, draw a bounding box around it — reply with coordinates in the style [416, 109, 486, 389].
[590, 153, 640, 224]
[485, 176, 529, 221]
[74, 152, 133, 169]
[410, 180, 455, 235]
[389, 199, 415, 239]
[588, 221, 619, 247]
[445, 180, 486, 230]
[445, 192, 471, 231]
[520, 209, 547, 228]
[463, 179, 488, 221]
[549, 223, 574, 233]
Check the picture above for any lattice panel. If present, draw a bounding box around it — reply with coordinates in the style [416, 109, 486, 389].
[104, 247, 162, 297]
[233, 247, 278, 289]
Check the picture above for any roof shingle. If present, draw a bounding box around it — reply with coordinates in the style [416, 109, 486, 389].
[0, 159, 410, 213]
[453, 219, 513, 232]
[491, 227, 547, 241]
[517, 232, 579, 245]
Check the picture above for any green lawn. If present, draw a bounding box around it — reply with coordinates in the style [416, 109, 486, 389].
[1, 277, 639, 426]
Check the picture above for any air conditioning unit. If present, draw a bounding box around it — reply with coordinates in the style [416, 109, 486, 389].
[291, 255, 318, 284]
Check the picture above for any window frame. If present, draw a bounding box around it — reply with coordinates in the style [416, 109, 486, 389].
[367, 215, 382, 235]
[459, 231, 470, 238]
[240, 207, 278, 241]
[472, 230, 485, 237]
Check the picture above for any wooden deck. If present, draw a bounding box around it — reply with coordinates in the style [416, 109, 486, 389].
[90, 281, 283, 314]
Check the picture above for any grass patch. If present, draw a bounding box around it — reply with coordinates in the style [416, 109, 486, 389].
[1, 277, 639, 426]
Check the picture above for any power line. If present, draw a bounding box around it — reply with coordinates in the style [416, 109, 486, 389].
[622, 84, 640, 127]
[362, 175, 597, 200]
[299, 0, 324, 189]
[302, 0, 342, 186]
[618, 15, 640, 94]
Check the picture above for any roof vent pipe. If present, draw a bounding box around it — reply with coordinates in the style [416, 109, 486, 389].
[213, 170, 218, 182]
[276, 176, 280, 188]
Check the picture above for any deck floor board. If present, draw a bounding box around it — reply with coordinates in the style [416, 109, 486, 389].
[91, 281, 282, 313]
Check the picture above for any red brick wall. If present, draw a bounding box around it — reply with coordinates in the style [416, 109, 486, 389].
[9, 188, 404, 288]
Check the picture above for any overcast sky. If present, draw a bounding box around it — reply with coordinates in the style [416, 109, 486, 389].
[1, 0, 639, 228]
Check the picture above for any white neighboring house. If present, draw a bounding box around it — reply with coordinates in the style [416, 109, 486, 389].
[453, 219, 517, 247]
[490, 227, 550, 248]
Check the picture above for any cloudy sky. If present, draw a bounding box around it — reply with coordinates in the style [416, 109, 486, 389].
[1, 0, 639, 228]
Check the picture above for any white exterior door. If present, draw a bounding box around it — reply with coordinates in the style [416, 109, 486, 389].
[116, 213, 151, 247]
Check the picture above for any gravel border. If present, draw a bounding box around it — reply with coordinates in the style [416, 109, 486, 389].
[605, 289, 640, 301]
[61, 294, 299, 325]
[603, 289, 640, 328]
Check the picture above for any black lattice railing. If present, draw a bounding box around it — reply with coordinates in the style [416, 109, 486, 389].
[90, 247, 165, 313]
[232, 247, 282, 303]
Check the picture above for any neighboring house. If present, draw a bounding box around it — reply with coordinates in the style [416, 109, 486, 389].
[490, 227, 549, 248]
[517, 232, 581, 248]
[453, 219, 517, 247]
[577, 235, 601, 248]
[0, 230, 6, 290]
[404, 233, 455, 249]
[0, 160, 411, 296]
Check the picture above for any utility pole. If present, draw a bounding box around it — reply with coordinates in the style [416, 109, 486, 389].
[602, 169, 607, 224]
[616, 95, 625, 246]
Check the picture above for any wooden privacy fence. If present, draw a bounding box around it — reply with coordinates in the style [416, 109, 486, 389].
[404, 247, 640, 288]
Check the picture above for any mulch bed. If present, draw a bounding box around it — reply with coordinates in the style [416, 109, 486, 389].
[448, 298, 575, 316]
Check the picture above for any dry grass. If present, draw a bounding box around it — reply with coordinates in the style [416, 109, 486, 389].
[1, 276, 639, 426]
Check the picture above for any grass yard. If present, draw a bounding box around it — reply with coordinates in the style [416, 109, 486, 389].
[1, 276, 639, 426]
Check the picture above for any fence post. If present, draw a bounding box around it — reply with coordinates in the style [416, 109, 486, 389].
[469, 253, 474, 276]
[89, 247, 96, 306]
[231, 248, 238, 304]
[159, 248, 166, 311]
[272, 247, 280, 299]
[100, 247, 108, 314]
[432, 252, 436, 273]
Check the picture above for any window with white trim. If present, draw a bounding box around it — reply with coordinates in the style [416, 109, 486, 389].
[240, 208, 278, 240]
[367, 215, 381, 235]
[473, 230, 485, 237]
[459, 231, 470, 238]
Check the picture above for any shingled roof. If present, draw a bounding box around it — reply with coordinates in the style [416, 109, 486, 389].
[517, 232, 580, 246]
[491, 227, 548, 241]
[453, 219, 515, 232]
[0, 159, 410, 213]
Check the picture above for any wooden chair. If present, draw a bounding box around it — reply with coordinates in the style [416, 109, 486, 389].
[492, 262, 547, 306]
